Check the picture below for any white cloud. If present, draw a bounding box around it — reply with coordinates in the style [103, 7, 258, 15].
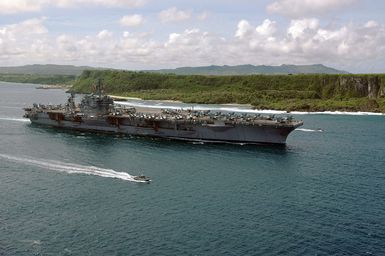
[235, 19, 277, 50]
[0, 18, 48, 59]
[1, 17, 385, 72]
[55, 0, 145, 8]
[256, 19, 277, 37]
[158, 7, 191, 23]
[0, 0, 145, 14]
[57, 34, 77, 53]
[166, 29, 204, 46]
[0, 18, 48, 39]
[97, 30, 113, 39]
[233, 18, 385, 70]
[365, 20, 378, 28]
[120, 14, 144, 27]
[267, 0, 357, 18]
[287, 18, 319, 39]
[162, 29, 225, 66]
[235, 20, 253, 39]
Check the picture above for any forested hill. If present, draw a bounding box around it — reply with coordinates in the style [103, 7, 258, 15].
[0, 64, 346, 86]
[72, 70, 385, 112]
[0, 64, 347, 76]
[0, 64, 106, 85]
[147, 64, 348, 75]
[0, 64, 100, 76]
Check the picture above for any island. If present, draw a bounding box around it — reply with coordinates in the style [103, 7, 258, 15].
[1, 64, 384, 113]
[71, 70, 385, 113]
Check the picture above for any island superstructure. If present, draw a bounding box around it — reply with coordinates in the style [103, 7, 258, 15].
[23, 81, 303, 144]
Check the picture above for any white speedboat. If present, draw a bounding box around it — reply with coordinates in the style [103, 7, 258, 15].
[133, 175, 151, 183]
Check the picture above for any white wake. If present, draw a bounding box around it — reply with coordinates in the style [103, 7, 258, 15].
[0, 153, 146, 182]
[295, 128, 324, 132]
[0, 117, 30, 122]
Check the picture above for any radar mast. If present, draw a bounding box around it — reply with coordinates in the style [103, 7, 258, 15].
[96, 78, 103, 98]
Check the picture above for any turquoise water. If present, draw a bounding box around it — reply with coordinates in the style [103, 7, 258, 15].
[1, 82, 385, 255]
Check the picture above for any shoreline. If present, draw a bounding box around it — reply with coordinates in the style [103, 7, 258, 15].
[109, 95, 182, 103]
[109, 95, 142, 101]
[107, 94, 385, 115]
[36, 84, 72, 90]
[2, 81, 383, 115]
[114, 100, 385, 116]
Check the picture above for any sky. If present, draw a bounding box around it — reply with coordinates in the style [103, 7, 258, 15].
[0, 0, 384, 73]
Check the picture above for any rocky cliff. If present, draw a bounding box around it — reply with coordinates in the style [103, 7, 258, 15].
[336, 76, 385, 99]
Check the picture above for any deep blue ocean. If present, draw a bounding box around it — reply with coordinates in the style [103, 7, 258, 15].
[1, 82, 385, 255]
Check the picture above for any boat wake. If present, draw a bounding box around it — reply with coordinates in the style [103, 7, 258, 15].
[295, 128, 324, 133]
[0, 153, 146, 183]
[0, 117, 30, 122]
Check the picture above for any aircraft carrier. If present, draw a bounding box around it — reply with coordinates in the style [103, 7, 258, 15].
[23, 81, 303, 145]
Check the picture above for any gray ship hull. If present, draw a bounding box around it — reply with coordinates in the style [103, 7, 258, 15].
[24, 83, 303, 145]
[28, 112, 299, 145]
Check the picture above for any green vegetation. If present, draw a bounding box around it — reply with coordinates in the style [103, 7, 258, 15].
[0, 73, 76, 85]
[72, 70, 385, 113]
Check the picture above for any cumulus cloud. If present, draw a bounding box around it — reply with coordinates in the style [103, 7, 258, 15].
[120, 14, 144, 27]
[0, 18, 48, 59]
[365, 20, 378, 28]
[287, 18, 319, 39]
[267, 0, 357, 18]
[235, 20, 253, 39]
[55, 0, 145, 8]
[0, 0, 144, 14]
[158, 7, 191, 23]
[235, 18, 385, 69]
[235, 19, 277, 50]
[1, 17, 385, 72]
[56, 34, 78, 54]
[97, 30, 113, 39]
[256, 19, 277, 37]
[0, 18, 48, 40]
[162, 29, 226, 66]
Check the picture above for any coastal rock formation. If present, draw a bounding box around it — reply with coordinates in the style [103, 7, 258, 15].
[338, 76, 384, 99]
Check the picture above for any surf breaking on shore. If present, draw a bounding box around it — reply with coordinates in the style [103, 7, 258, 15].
[115, 101, 385, 116]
